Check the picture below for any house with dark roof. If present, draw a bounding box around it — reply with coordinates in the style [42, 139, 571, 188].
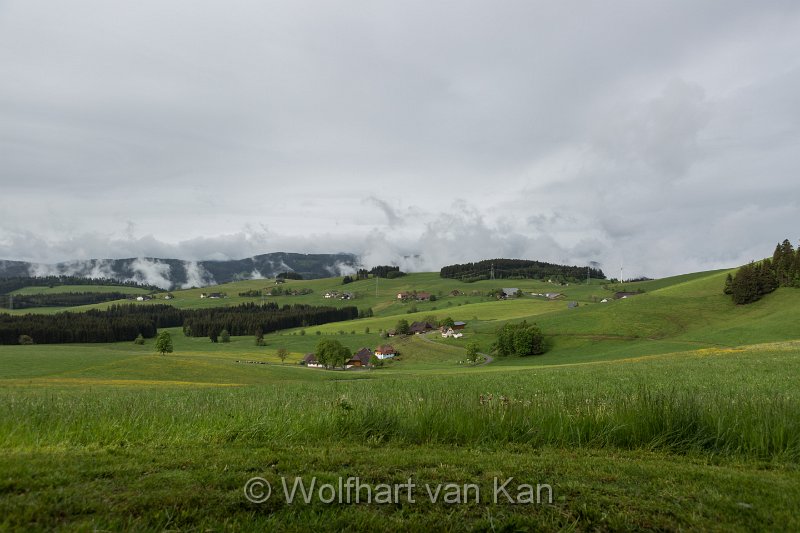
[304, 353, 323, 368]
[346, 347, 373, 368]
[409, 321, 436, 335]
[452, 321, 467, 330]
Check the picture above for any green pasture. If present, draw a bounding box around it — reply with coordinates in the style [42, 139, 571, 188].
[2, 267, 800, 530]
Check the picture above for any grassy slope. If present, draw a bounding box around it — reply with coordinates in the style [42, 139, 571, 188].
[1, 341, 799, 530]
[2, 268, 800, 530]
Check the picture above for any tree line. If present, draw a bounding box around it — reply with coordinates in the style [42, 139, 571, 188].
[724, 239, 800, 304]
[440, 259, 605, 283]
[0, 276, 165, 295]
[0, 291, 134, 309]
[1, 302, 357, 345]
[182, 302, 357, 339]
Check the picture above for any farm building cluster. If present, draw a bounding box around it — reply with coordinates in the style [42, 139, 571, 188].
[303, 345, 397, 369]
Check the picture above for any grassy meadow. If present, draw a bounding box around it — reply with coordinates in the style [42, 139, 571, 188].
[1, 268, 799, 530]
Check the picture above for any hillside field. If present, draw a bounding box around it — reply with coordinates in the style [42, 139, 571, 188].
[1, 269, 799, 530]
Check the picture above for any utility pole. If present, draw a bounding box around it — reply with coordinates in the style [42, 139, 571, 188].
[490, 263, 495, 280]
[375, 275, 378, 298]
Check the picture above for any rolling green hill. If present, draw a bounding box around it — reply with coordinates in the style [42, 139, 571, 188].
[1, 265, 799, 530]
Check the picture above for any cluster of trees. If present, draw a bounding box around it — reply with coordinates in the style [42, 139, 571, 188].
[182, 302, 358, 339]
[268, 287, 313, 296]
[276, 272, 304, 280]
[0, 302, 357, 345]
[440, 259, 605, 283]
[370, 265, 405, 278]
[725, 239, 800, 304]
[313, 339, 352, 368]
[0, 291, 133, 309]
[0, 276, 164, 295]
[0, 307, 160, 345]
[494, 321, 546, 357]
[238, 289, 262, 297]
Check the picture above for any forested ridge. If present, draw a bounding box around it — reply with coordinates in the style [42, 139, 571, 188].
[0, 276, 164, 295]
[0, 291, 135, 309]
[440, 259, 605, 282]
[0, 303, 357, 345]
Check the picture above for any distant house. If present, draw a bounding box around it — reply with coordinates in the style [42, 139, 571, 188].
[442, 327, 463, 339]
[568, 301, 578, 309]
[340, 292, 353, 300]
[200, 292, 225, 299]
[386, 329, 397, 337]
[324, 291, 340, 299]
[346, 347, 373, 368]
[163, 294, 174, 300]
[275, 279, 286, 285]
[600, 298, 609, 303]
[449, 289, 462, 296]
[304, 353, 323, 368]
[409, 321, 436, 335]
[415, 292, 432, 301]
[375, 345, 396, 359]
[501, 288, 520, 298]
[135, 295, 152, 302]
[545, 292, 563, 300]
[452, 321, 467, 330]
[397, 292, 410, 300]
[614, 291, 640, 300]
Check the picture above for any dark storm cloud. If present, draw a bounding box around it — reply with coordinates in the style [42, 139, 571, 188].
[1, 1, 799, 277]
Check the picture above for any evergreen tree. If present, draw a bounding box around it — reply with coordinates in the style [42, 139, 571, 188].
[219, 329, 231, 343]
[723, 273, 733, 295]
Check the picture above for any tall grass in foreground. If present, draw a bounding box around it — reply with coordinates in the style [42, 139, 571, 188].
[2, 375, 797, 462]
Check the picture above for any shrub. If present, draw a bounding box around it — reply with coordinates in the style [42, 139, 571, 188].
[18, 334, 33, 345]
[134, 334, 145, 345]
[219, 329, 231, 343]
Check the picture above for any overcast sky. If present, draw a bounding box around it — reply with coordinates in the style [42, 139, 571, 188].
[1, 1, 799, 278]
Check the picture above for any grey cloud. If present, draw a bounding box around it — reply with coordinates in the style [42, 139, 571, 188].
[1, 1, 800, 279]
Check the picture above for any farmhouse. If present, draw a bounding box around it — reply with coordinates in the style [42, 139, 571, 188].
[374, 345, 397, 359]
[346, 348, 373, 368]
[409, 321, 436, 335]
[442, 327, 463, 339]
[135, 295, 152, 302]
[304, 353, 324, 368]
[324, 291, 339, 299]
[397, 291, 410, 300]
[452, 321, 467, 330]
[502, 288, 520, 298]
[200, 292, 225, 299]
[545, 292, 563, 300]
[415, 291, 432, 301]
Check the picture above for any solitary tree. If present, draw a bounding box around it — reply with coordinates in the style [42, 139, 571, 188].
[276, 347, 288, 364]
[18, 334, 34, 345]
[134, 333, 145, 345]
[220, 329, 231, 343]
[465, 341, 480, 364]
[155, 331, 173, 356]
[395, 319, 410, 335]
